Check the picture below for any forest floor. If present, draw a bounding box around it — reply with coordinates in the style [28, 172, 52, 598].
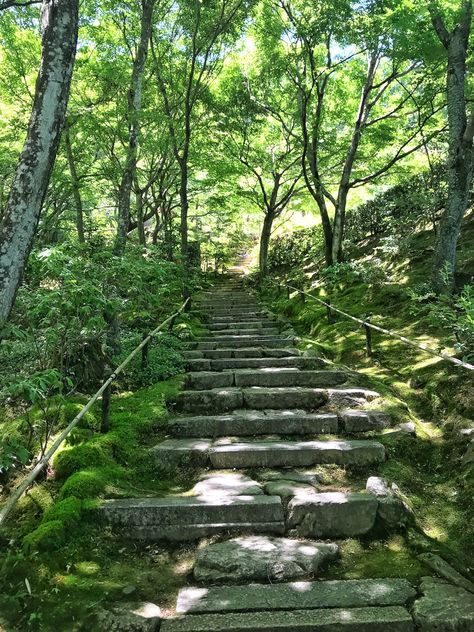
[259, 215, 474, 572]
[0, 222, 473, 630]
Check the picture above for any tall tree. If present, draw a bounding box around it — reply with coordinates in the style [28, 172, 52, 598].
[63, 117, 86, 243]
[113, 0, 155, 255]
[217, 64, 302, 275]
[0, 0, 79, 324]
[151, 0, 251, 273]
[429, 0, 474, 292]
[268, 0, 444, 265]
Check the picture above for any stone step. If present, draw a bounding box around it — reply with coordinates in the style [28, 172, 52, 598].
[185, 356, 326, 372]
[198, 334, 290, 342]
[173, 386, 379, 414]
[207, 440, 385, 469]
[183, 348, 301, 360]
[198, 302, 262, 310]
[98, 496, 285, 541]
[204, 310, 269, 317]
[176, 578, 417, 614]
[199, 305, 262, 312]
[184, 370, 348, 390]
[193, 536, 339, 583]
[170, 410, 339, 437]
[161, 606, 414, 631]
[192, 337, 295, 349]
[209, 322, 279, 331]
[207, 327, 282, 336]
[210, 315, 271, 323]
[153, 438, 385, 469]
[187, 338, 296, 350]
[287, 491, 379, 537]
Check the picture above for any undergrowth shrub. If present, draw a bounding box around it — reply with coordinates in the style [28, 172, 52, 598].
[408, 284, 474, 361]
[268, 226, 324, 270]
[346, 163, 447, 243]
[321, 260, 388, 289]
[114, 331, 185, 389]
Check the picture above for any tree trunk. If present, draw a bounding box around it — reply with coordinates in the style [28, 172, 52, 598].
[332, 51, 379, 263]
[136, 188, 146, 246]
[259, 212, 274, 276]
[431, 2, 474, 293]
[114, 0, 154, 256]
[179, 158, 189, 265]
[64, 119, 85, 243]
[0, 0, 79, 325]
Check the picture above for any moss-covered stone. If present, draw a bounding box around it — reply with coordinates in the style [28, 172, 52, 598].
[54, 443, 113, 478]
[23, 520, 65, 553]
[43, 496, 82, 528]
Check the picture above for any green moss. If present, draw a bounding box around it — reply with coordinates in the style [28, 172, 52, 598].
[325, 536, 427, 582]
[62, 401, 98, 430]
[24, 485, 54, 512]
[54, 443, 113, 478]
[43, 496, 82, 528]
[60, 467, 120, 500]
[23, 520, 65, 553]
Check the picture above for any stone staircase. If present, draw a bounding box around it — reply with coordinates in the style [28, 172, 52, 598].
[96, 274, 461, 631]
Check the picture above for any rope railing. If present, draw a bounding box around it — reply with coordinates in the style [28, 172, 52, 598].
[268, 279, 474, 372]
[0, 297, 191, 527]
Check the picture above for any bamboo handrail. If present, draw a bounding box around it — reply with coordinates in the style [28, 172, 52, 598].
[269, 280, 474, 372]
[0, 297, 190, 527]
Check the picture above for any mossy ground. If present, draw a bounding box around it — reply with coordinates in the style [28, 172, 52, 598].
[0, 377, 199, 632]
[259, 217, 474, 581]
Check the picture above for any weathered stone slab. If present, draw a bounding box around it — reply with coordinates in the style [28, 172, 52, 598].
[99, 496, 284, 540]
[151, 438, 211, 470]
[366, 477, 414, 529]
[198, 336, 294, 348]
[192, 473, 263, 498]
[176, 578, 417, 614]
[182, 350, 204, 359]
[185, 371, 235, 390]
[162, 606, 414, 631]
[170, 411, 338, 438]
[174, 389, 244, 414]
[206, 357, 323, 371]
[341, 410, 392, 433]
[193, 536, 338, 583]
[96, 602, 161, 632]
[200, 349, 234, 359]
[209, 322, 278, 331]
[185, 359, 212, 371]
[263, 481, 318, 504]
[413, 576, 474, 631]
[208, 439, 385, 469]
[327, 388, 380, 408]
[287, 491, 379, 538]
[417, 553, 474, 593]
[234, 370, 347, 388]
[210, 327, 281, 336]
[260, 348, 300, 358]
[232, 348, 263, 358]
[258, 470, 322, 486]
[242, 387, 328, 410]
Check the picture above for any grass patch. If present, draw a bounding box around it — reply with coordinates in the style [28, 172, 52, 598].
[0, 375, 194, 631]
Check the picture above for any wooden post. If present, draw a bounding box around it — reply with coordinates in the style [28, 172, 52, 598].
[141, 332, 149, 369]
[300, 291, 305, 304]
[169, 314, 177, 333]
[326, 300, 333, 324]
[101, 367, 112, 433]
[364, 318, 373, 358]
